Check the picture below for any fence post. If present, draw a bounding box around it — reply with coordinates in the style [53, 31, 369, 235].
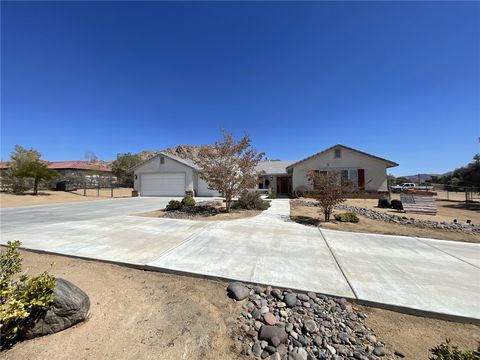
[111, 184, 113, 198]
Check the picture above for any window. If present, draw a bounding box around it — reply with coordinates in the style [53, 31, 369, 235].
[160, 156, 165, 164]
[334, 148, 341, 158]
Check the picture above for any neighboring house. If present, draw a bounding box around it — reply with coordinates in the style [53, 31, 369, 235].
[0, 161, 113, 189]
[132, 145, 398, 197]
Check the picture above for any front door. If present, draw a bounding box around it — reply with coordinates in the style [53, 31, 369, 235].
[277, 176, 289, 194]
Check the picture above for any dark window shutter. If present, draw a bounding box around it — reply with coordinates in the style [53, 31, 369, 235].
[358, 169, 365, 190]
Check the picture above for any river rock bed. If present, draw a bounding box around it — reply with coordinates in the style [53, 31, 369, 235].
[228, 282, 399, 360]
[335, 204, 480, 235]
[291, 198, 480, 235]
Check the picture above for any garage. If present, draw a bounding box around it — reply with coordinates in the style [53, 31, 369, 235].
[140, 173, 186, 196]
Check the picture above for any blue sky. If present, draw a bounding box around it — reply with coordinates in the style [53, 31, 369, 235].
[1, 1, 479, 176]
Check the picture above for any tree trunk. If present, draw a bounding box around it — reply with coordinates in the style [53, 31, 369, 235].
[225, 195, 232, 213]
[33, 178, 39, 196]
[324, 207, 331, 222]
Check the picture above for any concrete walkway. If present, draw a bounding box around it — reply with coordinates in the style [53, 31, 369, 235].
[1, 198, 479, 323]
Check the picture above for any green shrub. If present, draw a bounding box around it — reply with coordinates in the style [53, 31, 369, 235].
[430, 339, 480, 360]
[165, 200, 183, 211]
[181, 195, 196, 207]
[233, 191, 270, 210]
[334, 212, 359, 223]
[0, 240, 56, 346]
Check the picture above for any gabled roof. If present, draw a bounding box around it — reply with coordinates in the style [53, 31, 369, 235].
[131, 151, 201, 171]
[256, 160, 297, 174]
[286, 144, 398, 169]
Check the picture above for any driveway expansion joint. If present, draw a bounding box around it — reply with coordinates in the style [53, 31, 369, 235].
[318, 228, 359, 300]
[414, 237, 480, 270]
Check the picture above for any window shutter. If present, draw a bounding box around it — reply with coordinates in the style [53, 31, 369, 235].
[358, 169, 365, 190]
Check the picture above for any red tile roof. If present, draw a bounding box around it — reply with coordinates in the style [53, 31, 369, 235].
[0, 161, 111, 172]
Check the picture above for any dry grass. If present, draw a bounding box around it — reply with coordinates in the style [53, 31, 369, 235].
[0, 188, 133, 208]
[3, 250, 479, 360]
[290, 203, 480, 243]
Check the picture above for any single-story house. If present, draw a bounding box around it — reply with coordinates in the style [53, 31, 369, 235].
[0, 161, 113, 190]
[132, 145, 398, 197]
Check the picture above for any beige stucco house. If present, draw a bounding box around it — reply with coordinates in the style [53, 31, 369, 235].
[132, 145, 398, 197]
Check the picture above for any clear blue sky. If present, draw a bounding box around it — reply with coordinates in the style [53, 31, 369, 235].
[1, 1, 479, 176]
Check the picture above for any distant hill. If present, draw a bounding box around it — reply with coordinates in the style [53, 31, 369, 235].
[396, 173, 452, 183]
[136, 144, 208, 163]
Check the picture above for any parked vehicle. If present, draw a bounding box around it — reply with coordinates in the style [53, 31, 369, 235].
[390, 183, 433, 193]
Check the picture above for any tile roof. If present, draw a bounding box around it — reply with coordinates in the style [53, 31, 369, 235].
[0, 161, 111, 172]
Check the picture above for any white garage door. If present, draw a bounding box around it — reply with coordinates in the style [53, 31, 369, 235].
[140, 173, 185, 196]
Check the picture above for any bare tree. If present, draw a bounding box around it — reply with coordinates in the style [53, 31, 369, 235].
[307, 171, 353, 222]
[195, 130, 264, 212]
[84, 151, 98, 163]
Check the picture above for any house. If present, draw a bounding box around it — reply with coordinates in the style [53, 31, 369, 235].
[132, 152, 220, 197]
[0, 161, 113, 190]
[287, 144, 398, 193]
[132, 145, 398, 197]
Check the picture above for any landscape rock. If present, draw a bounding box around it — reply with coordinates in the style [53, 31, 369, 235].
[264, 313, 277, 325]
[228, 282, 395, 359]
[227, 282, 250, 301]
[22, 278, 90, 339]
[284, 293, 297, 308]
[259, 325, 288, 344]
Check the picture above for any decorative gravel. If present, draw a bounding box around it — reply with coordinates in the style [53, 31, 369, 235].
[228, 282, 400, 360]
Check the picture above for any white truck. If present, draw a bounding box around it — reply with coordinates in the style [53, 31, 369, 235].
[390, 183, 434, 193]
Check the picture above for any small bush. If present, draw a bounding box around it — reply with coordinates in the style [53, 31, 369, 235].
[334, 212, 359, 223]
[430, 339, 480, 360]
[268, 189, 277, 199]
[165, 200, 183, 211]
[391, 199, 403, 211]
[233, 191, 270, 210]
[0, 240, 56, 346]
[377, 197, 390, 208]
[181, 195, 196, 207]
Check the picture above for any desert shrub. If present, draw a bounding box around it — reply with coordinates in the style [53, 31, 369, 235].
[391, 199, 403, 210]
[430, 339, 480, 360]
[0, 240, 56, 346]
[181, 195, 196, 207]
[377, 196, 390, 208]
[233, 191, 270, 210]
[334, 212, 359, 223]
[268, 189, 277, 199]
[165, 200, 183, 211]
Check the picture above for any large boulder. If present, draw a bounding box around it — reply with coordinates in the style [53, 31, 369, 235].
[22, 278, 90, 339]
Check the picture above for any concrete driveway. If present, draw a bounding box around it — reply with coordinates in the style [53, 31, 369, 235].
[1, 197, 479, 323]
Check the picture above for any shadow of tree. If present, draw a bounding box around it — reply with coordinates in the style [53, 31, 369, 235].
[440, 201, 480, 212]
[290, 215, 321, 226]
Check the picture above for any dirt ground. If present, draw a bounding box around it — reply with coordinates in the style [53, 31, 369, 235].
[360, 305, 480, 359]
[2, 251, 479, 360]
[345, 194, 480, 225]
[0, 188, 133, 208]
[138, 209, 261, 221]
[290, 204, 480, 243]
[2, 250, 242, 360]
